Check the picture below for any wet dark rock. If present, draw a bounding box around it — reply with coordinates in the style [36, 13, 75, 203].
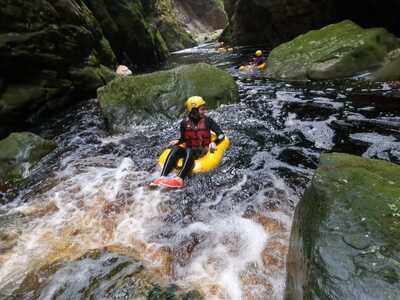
[349, 94, 400, 115]
[0, 0, 174, 136]
[8, 250, 203, 300]
[283, 99, 343, 120]
[349, 132, 397, 146]
[343, 233, 371, 250]
[363, 142, 400, 164]
[175, 233, 203, 266]
[0, 0, 117, 136]
[277, 148, 318, 169]
[274, 167, 312, 196]
[83, 0, 169, 61]
[285, 153, 400, 299]
[286, 121, 335, 150]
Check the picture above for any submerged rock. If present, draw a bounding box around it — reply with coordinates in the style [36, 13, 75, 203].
[0, 132, 56, 184]
[8, 249, 203, 300]
[285, 153, 400, 299]
[267, 20, 400, 80]
[98, 63, 239, 131]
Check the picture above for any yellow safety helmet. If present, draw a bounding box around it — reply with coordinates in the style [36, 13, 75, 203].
[185, 96, 206, 112]
[255, 50, 263, 57]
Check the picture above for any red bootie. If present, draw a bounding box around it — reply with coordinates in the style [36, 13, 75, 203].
[150, 177, 165, 187]
[159, 177, 185, 189]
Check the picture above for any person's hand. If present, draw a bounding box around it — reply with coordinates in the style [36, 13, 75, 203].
[209, 142, 217, 152]
[169, 139, 180, 147]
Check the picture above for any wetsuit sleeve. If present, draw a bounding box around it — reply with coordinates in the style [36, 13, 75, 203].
[206, 117, 225, 145]
[255, 56, 265, 66]
[178, 120, 185, 143]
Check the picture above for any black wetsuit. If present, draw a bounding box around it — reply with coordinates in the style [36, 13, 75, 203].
[161, 116, 225, 179]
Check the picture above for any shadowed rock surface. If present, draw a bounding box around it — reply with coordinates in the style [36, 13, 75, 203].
[286, 153, 400, 300]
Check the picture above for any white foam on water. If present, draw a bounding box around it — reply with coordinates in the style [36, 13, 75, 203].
[175, 216, 269, 300]
[0, 156, 169, 293]
[0, 134, 294, 299]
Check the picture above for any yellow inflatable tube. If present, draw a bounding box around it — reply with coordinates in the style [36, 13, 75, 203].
[159, 134, 230, 173]
[257, 62, 267, 70]
[239, 62, 267, 72]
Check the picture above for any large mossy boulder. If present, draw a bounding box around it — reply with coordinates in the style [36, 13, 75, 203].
[285, 153, 400, 299]
[0, 132, 56, 184]
[98, 63, 238, 131]
[267, 20, 400, 80]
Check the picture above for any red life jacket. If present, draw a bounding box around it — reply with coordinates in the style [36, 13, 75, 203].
[183, 117, 211, 149]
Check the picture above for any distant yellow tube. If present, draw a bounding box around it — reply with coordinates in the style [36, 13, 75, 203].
[159, 134, 230, 173]
[239, 62, 267, 72]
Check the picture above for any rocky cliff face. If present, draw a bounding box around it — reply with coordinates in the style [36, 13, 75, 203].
[0, 0, 227, 138]
[0, 0, 116, 137]
[223, 0, 400, 46]
[0, 0, 170, 138]
[83, 0, 168, 66]
[173, 0, 227, 41]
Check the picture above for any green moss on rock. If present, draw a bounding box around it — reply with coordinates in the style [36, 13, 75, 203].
[285, 153, 400, 299]
[372, 48, 400, 81]
[151, 0, 196, 51]
[267, 20, 400, 80]
[98, 63, 238, 131]
[69, 65, 116, 95]
[0, 132, 56, 184]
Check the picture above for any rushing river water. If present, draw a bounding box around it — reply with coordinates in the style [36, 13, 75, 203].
[0, 43, 399, 300]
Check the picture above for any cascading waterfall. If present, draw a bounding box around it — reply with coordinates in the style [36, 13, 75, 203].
[1, 43, 399, 300]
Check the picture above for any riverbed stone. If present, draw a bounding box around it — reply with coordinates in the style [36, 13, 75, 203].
[285, 153, 400, 299]
[9, 249, 203, 299]
[267, 20, 400, 80]
[0, 132, 56, 184]
[98, 63, 239, 131]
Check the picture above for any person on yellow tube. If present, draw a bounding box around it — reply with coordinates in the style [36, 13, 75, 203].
[252, 50, 266, 68]
[151, 96, 225, 189]
[239, 50, 266, 71]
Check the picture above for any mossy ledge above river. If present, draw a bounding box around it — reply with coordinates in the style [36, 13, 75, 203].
[267, 20, 400, 80]
[98, 63, 239, 131]
[285, 153, 400, 299]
